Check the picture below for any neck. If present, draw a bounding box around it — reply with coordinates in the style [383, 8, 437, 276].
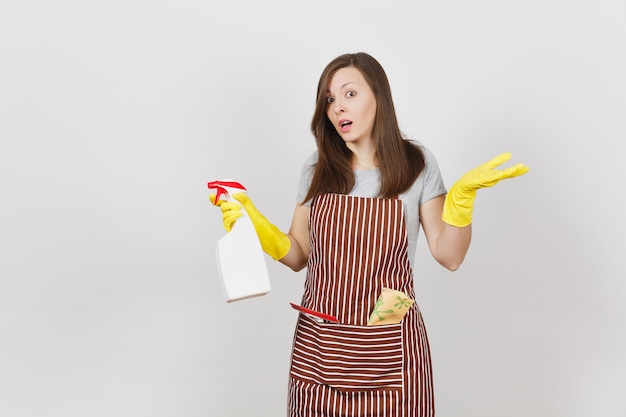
[350, 149, 378, 170]
[346, 137, 377, 170]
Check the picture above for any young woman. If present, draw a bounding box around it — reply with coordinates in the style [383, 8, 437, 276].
[212, 52, 529, 416]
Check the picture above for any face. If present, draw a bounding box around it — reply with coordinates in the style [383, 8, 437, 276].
[325, 66, 377, 147]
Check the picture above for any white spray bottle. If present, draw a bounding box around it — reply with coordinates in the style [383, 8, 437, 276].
[208, 180, 271, 302]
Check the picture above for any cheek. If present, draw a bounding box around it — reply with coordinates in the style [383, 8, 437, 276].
[365, 103, 377, 124]
[326, 108, 336, 123]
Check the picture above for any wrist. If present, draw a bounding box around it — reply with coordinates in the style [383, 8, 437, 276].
[442, 186, 476, 227]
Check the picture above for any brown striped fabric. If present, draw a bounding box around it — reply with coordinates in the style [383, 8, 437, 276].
[288, 194, 435, 417]
[290, 315, 404, 391]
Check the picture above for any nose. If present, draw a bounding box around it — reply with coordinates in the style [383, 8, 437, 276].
[332, 100, 346, 114]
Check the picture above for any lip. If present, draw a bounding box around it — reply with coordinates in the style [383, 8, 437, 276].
[338, 119, 352, 132]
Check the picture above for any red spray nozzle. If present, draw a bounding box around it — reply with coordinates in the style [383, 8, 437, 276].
[208, 180, 247, 205]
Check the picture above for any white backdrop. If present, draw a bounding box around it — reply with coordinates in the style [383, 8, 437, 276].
[1, 1, 625, 416]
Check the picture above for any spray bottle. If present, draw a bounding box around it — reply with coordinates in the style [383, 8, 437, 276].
[208, 180, 271, 302]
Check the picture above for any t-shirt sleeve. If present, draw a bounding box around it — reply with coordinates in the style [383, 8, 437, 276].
[419, 147, 447, 206]
[296, 152, 318, 206]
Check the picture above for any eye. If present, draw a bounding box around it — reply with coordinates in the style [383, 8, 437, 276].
[325, 96, 334, 104]
[346, 90, 357, 98]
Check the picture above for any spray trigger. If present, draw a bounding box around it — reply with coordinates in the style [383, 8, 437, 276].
[207, 180, 247, 205]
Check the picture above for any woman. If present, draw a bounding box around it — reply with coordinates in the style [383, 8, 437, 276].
[212, 52, 528, 416]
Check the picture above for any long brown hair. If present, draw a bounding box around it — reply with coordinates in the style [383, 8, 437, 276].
[303, 52, 426, 203]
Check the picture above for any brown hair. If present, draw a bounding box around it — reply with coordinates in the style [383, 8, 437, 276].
[303, 52, 426, 203]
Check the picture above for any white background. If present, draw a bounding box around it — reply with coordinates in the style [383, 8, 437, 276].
[1, 1, 625, 416]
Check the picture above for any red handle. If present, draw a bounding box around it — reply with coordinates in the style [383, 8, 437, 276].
[207, 180, 247, 205]
[290, 303, 340, 323]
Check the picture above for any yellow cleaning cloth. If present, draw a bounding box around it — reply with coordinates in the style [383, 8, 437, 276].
[367, 288, 414, 326]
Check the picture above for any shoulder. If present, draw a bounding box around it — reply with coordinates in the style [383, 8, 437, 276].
[300, 151, 318, 179]
[400, 140, 446, 198]
[405, 139, 438, 166]
[297, 151, 318, 205]
[422, 146, 439, 168]
[303, 150, 318, 166]
[298, 151, 318, 185]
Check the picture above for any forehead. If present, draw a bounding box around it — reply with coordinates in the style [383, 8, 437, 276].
[327, 66, 369, 91]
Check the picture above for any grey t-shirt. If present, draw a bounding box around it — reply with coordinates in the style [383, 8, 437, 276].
[296, 144, 447, 268]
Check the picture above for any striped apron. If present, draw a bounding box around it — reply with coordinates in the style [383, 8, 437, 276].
[288, 193, 435, 417]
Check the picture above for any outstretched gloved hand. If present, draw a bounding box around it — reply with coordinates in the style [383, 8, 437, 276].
[442, 152, 529, 227]
[210, 193, 291, 261]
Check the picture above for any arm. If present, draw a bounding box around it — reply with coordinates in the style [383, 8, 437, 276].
[279, 203, 310, 272]
[420, 195, 471, 271]
[421, 152, 529, 271]
[210, 193, 310, 272]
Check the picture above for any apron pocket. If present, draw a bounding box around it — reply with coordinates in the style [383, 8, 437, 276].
[290, 314, 404, 392]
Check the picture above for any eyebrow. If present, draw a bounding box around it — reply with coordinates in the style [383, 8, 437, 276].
[326, 81, 357, 93]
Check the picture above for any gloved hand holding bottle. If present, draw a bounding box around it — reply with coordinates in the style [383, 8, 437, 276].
[210, 192, 292, 261]
[442, 152, 529, 227]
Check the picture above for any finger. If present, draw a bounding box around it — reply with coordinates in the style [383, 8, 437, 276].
[499, 163, 530, 179]
[223, 210, 243, 231]
[232, 192, 249, 205]
[219, 201, 243, 213]
[233, 192, 257, 214]
[209, 193, 221, 206]
[223, 210, 243, 222]
[483, 152, 512, 169]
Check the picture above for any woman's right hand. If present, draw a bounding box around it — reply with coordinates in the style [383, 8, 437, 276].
[210, 193, 292, 261]
[209, 191, 310, 270]
[209, 194, 243, 232]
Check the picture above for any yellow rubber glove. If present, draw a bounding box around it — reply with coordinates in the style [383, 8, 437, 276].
[209, 194, 243, 232]
[442, 152, 530, 227]
[209, 193, 291, 261]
